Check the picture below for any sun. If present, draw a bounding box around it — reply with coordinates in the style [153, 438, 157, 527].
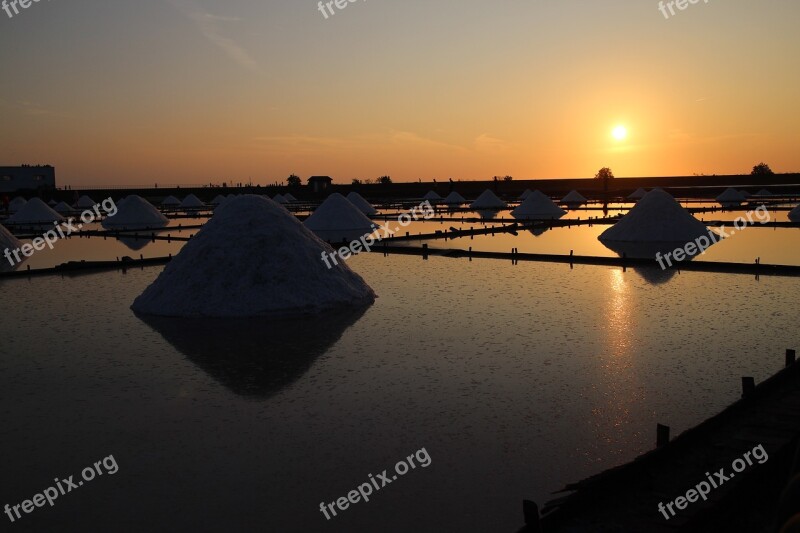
[612, 125, 628, 141]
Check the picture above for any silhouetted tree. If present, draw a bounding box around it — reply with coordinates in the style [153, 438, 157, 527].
[595, 167, 614, 180]
[751, 163, 774, 176]
[351, 178, 362, 185]
[286, 174, 302, 187]
[503, 175, 513, 182]
[377, 175, 392, 185]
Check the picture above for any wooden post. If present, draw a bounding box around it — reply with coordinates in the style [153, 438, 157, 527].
[522, 500, 541, 532]
[742, 377, 755, 398]
[787, 349, 797, 367]
[422, 243, 428, 260]
[657, 424, 670, 447]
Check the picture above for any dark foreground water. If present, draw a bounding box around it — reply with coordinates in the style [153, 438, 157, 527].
[2, 248, 800, 532]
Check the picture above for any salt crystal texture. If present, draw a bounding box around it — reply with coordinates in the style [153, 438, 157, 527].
[131, 195, 375, 318]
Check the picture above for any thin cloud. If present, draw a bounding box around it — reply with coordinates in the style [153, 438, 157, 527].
[167, 0, 260, 73]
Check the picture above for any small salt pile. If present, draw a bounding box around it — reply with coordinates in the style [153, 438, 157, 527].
[181, 194, 205, 208]
[102, 195, 168, 229]
[518, 189, 533, 200]
[9, 197, 27, 213]
[161, 195, 181, 207]
[283, 193, 298, 203]
[131, 195, 375, 318]
[716, 187, 746, 207]
[304, 193, 374, 242]
[54, 201, 75, 214]
[511, 191, 565, 220]
[346, 191, 378, 216]
[75, 195, 96, 208]
[8, 198, 65, 225]
[443, 191, 466, 205]
[561, 190, 588, 207]
[423, 191, 442, 202]
[789, 204, 800, 223]
[210, 195, 226, 206]
[273, 194, 286, 204]
[470, 189, 507, 210]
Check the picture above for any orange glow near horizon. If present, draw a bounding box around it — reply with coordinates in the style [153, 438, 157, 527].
[1, 2, 798, 186]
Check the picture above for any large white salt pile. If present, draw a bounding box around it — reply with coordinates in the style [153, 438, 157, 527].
[102, 195, 168, 229]
[470, 189, 507, 209]
[511, 190, 566, 220]
[346, 191, 378, 216]
[9, 197, 27, 213]
[561, 190, 588, 206]
[210, 195, 226, 206]
[54, 201, 76, 214]
[161, 195, 181, 207]
[75, 195, 96, 208]
[519, 189, 533, 200]
[131, 195, 375, 318]
[181, 194, 205, 208]
[423, 190, 442, 202]
[599, 189, 709, 243]
[443, 191, 466, 205]
[628, 188, 648, 200]
[283, 193, 298, 203]
[789, 204, 800, 223]
[8, 198, 65, 225]
[304, 193, 375, 242]
[716, 187, 745, 206]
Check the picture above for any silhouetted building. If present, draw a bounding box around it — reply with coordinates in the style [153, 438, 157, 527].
[308, 175, 332, 193]
[0, 165, 56, 193]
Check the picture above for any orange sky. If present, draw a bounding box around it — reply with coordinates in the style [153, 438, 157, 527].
[1, 0, 798, 185]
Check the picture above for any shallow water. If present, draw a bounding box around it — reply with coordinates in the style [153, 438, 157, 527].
[2, 249, 799, 532]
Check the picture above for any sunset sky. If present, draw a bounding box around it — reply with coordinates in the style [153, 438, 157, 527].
[1, 0, 798, 186]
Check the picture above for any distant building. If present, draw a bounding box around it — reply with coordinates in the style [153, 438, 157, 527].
[0, 165, 56, 193]
[308, 175, 332, 193]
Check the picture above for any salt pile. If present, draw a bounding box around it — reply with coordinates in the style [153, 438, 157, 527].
[628, 188, 648, 200]
[599, 189, 708, 243]
[210, 195, 226, 206]
[470, 189, 507, 209]
[0, 223, 21, 252]
[181, 194, 205, 208]
[54, 201, 75, 214]
[283, 193, 298, 203]
[511, 190, 566, 219]
[716, 187, 745, 206]
[48, 199, 57, 206]
[304, 193, 374, 242]
[102, 195, 168, 229]
[9, 197, 27, 213]
[443, 191, 466, 205]
[789, 204, 800, 223]
[346, 191, 378, 216]
[561, 190, 588, 206]
[423, 191, 442, 202]
[76, 195, 95, 208]
[8, 198, 65, 225]
[161, 195, 181, 207]
[273, 194, 286, 204]
[131, 195, 375, 318]
[755, 189, 773, 197]
[519, 189, 533, 200]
